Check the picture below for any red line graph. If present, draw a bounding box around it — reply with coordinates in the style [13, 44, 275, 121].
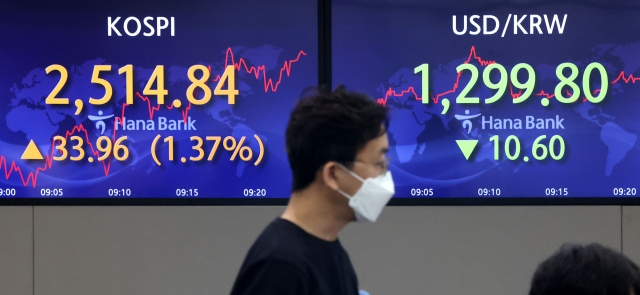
[612, 71, 640, 84]
[377, 46, 638, 106]
[214, 48, 306, 92]
[536, 89, 602, 102]
[536, 90, 555, 99]
[1, 48, 306, 187]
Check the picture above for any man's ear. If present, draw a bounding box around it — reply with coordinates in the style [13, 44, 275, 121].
[321, 162, 340, 191]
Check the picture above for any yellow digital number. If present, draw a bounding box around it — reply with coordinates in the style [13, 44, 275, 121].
[206, 136, 221, 160]
[89, 65, 113, 105]
[69, 136, 85, 161]
[118, 65, 134, 105]
[96, 136, 112, 161]
[113, 136, 129, 161]
[214, 65, 239, 104]
[45, 65, 70, 105]
[96, 136, 129, 161]
[143, 65, 168, 105]
[190, 136, 205, 161]
[164, 136, 174, 161]
[52, 136, 68, 161]
[186, 65, 212, 105]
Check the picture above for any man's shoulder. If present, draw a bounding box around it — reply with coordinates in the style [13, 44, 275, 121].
[246, 218, 315, 264]
[231, 218, 358, 295]
[230, 244, 311, 295]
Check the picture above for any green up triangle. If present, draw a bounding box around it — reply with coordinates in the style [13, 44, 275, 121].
[456, 140, 478, 161]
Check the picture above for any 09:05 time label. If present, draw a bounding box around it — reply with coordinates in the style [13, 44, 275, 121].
[410, 188, 434, 197]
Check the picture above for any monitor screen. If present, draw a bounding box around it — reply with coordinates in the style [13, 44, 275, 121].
[0, 0, 317, 199]
[333, 0, 640, 199]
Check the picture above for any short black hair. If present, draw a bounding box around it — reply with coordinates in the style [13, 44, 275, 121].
[285, 85, 389, 192]
[529, 243, 640, 295]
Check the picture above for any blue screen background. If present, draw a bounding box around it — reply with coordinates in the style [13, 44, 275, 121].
[333, 0, 640, 198]
[0, 0, 317, 198]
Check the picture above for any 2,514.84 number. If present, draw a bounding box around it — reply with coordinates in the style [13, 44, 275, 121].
[45, 64, 238, 106]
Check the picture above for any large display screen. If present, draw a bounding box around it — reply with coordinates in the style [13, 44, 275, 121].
[333, 0, 640, 199]
[0, 0, 317, 199]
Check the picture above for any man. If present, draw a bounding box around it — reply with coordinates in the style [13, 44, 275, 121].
[529, 243, 640, 295]
[229, 86, 394, 295]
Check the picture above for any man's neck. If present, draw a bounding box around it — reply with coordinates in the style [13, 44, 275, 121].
[281, 185, 351, 242]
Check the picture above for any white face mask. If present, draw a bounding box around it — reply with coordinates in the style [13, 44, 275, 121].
[336, 164, 395, 222]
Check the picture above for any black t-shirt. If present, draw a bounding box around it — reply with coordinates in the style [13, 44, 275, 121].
[230, 218, 359, 295]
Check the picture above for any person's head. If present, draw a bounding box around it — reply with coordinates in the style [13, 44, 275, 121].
[285, 85, 391, 221]
[529, 243, 640, 295]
